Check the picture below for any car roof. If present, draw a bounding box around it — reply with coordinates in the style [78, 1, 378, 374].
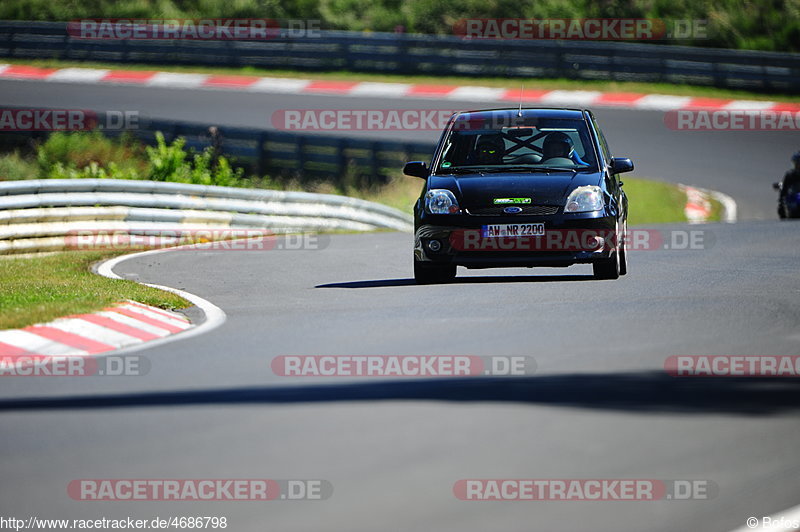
[453, 108, 587, 120]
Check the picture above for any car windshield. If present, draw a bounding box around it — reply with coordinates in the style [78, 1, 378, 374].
[435, 115, 599, 175]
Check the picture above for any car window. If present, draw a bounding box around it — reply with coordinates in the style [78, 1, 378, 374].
[591, 116, 613, 163]
[436, 116, 599, 174]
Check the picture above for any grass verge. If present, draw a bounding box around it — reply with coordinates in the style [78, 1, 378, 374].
[625, 177, 687, 224]
[5, 58, 800, 104]
[0, 250, 189, 330]
[625, 177, 722, 224]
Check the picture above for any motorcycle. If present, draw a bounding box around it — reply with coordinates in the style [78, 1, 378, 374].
[773, 181, 800, 219]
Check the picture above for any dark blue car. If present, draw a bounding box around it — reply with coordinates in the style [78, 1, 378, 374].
[404, 108, 634, 284]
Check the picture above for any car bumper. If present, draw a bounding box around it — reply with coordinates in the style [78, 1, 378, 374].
[414, 212, 619, 268]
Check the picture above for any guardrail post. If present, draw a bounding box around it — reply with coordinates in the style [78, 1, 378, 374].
[369, 141, 379, 185]
[296, 135, 307, 176]
[256, 132, 268, 178]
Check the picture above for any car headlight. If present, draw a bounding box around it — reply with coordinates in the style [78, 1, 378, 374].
[564, 186, 604, 213]
[425, 189, 460, 214]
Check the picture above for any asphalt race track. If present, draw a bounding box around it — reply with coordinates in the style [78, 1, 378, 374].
[1, 78, 800, 532]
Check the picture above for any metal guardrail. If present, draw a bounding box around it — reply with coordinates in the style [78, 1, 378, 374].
[1, 21, 799, 91]
[0, 179, 414, 254]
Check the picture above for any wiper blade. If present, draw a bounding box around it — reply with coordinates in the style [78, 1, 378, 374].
[436, 167, 483, 175]
[483, 166, 582, 173]
[437, 165, 585, 175]
[478, 166, 542, 173]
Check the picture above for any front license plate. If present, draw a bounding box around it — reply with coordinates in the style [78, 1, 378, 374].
[482, 223, 545, 238]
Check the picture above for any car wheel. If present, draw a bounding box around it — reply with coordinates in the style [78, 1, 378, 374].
[593, 255, 620, 280]
[594, 222, 622, 280]
[414, 261, 456, 284]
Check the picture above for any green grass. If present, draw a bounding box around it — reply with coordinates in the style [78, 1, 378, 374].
[706, 194, 724, 222]
[625, 176, 712, 224]
[0, 251, 189, 330]
[7, 58, 800, 103]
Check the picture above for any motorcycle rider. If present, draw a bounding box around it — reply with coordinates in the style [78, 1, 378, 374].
[777, 151, 800, 218]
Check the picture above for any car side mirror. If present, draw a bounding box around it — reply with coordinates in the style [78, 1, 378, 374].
[773, 182, 782, 191]
[403, 161, 429, 179]
[610, 157, 634, 174]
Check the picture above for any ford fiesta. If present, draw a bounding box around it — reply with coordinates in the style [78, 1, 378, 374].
[404, 108, 634, 284]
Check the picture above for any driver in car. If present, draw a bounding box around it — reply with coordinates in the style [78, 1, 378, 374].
[542, 131, 590, 166]
[472, 134, 505, 165]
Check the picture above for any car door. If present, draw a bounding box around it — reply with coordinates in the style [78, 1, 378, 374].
[589, 113, 627, 222]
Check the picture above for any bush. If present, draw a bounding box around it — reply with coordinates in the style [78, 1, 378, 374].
[145, 132, 245, 186]
[47, 161, 140, 180]
[0, 0, 794, 51]
[36, 132, 147, 177]
[0, 151, 39, 180]
[29, 130, 244, 186]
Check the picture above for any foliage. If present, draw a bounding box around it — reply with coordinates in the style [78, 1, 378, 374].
[31, 131, 245, 186]
[0, 0, 796, 51]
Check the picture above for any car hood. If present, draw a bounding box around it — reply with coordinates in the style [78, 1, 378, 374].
[429, 171, 603, 206]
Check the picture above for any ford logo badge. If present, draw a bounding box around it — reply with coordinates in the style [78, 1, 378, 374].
[503, 206, 523, 214]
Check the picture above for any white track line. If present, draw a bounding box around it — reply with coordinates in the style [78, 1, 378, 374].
[446, 86, 508, 100]
[46, 68, 109, 83]
[633, 94, 693, 111]
[45, 319, 143, 347]
[540, 90, 603, 106]
[146, 72, 209, 88]
[709, 189, 739, 223]
[690, 185, 739, 224]
[350, 82, 412, 97]
[95, 310, 172, 337]
[117, 303, 191, 328]
[0, 330, 85, 356]
[95, 247, 227, 356]
[723, 100, 776, 110]
[247, 77, 311, 93]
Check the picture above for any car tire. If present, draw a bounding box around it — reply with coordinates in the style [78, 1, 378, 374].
[414, 261, 456, 284]
[593, 248, 620, 280]
[778, 205, 787, 219]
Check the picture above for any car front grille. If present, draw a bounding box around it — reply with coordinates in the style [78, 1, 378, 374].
[465, 205, 560, 216]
